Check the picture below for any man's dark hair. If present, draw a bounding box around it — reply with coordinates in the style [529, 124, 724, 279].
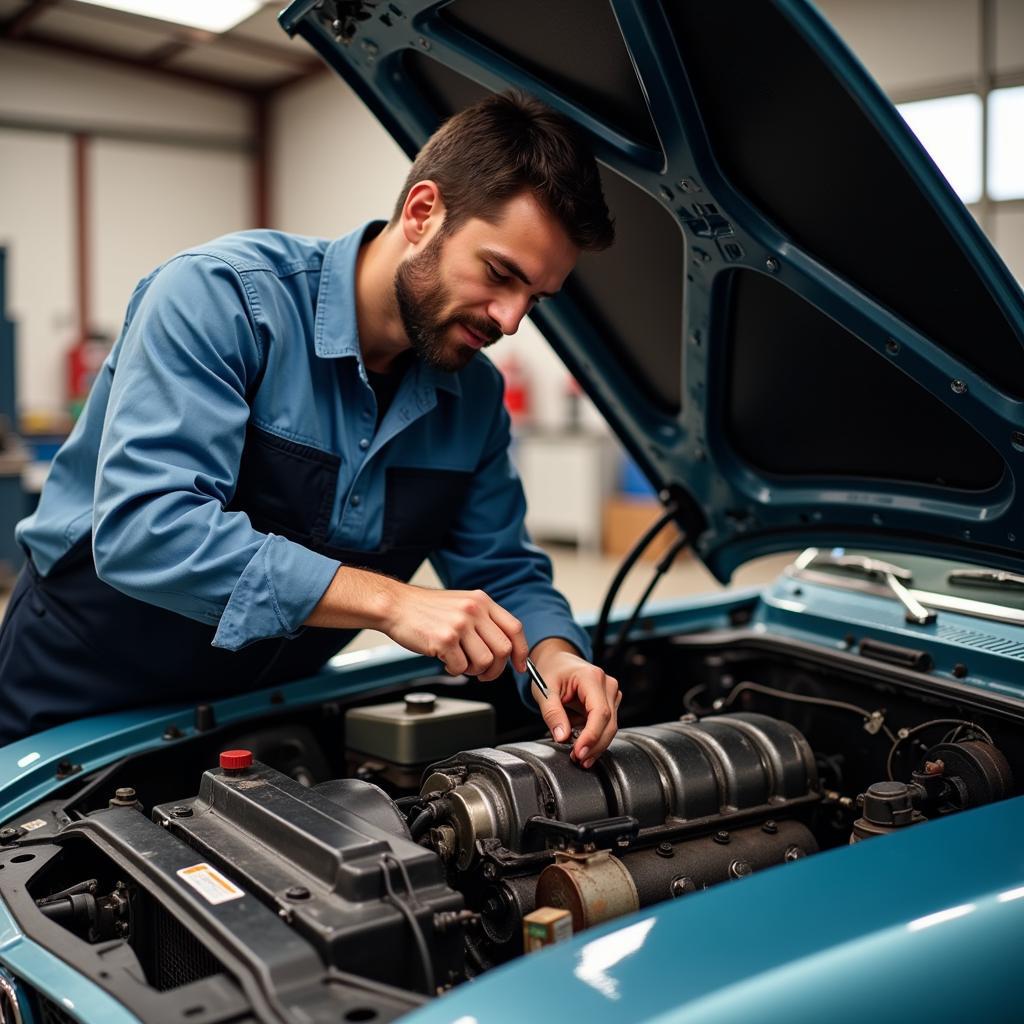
[391, 90, 614, 252]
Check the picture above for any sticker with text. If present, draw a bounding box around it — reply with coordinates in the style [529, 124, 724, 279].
[18, 819, 47, 832]
[176, 863, 244, 905]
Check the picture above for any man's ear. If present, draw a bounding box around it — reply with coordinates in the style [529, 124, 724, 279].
[400, 180, 446, 246]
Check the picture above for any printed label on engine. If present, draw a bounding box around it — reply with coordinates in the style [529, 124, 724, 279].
[176, 863, 245, 904]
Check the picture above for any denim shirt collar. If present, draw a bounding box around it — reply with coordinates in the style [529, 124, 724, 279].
[314, 220, 461, 397]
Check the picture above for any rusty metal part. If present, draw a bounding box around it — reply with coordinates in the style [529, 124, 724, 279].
[535, 850, 639, 932]
[622, 819, 816, 904]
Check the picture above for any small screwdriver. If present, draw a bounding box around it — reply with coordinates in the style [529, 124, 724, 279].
[525, 657, 549, 699]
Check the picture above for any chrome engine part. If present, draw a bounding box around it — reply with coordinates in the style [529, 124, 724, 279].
[419, 713, 821, 957]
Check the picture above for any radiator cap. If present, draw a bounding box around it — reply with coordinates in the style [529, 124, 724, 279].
[220, 749, 253, 771]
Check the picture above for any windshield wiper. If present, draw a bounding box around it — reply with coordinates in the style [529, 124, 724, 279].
[812, 553, 937, 625]
[947, 569, 1024, 591]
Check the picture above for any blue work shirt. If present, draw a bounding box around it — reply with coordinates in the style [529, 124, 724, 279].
[17, 221, 590, 670]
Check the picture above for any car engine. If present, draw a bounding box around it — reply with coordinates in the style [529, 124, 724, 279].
[0, 640, 1019, 1023]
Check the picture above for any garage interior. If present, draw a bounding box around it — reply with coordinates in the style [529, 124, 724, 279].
[1, 0, 1022, 637]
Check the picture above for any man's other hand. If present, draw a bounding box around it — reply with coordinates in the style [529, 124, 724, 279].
[382, 583, 529, 682]
[529, 637, 621, 767]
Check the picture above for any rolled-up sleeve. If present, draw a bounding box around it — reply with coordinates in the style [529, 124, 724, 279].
[430, 383, 591, 699]
[92, 253, 340, 650]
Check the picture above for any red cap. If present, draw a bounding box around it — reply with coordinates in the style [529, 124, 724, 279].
[219, 749, 253, 771]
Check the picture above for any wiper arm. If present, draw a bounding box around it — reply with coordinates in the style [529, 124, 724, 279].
[814, 553, 937, 625]
[947, 569, 1024, 591]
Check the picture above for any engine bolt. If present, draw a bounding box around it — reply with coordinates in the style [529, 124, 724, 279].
[0, 827, 22, 843]
[713, 830, 731, 845]
[171, 805, 193, 817]
[285, 886, 311, 900]
[482, 863, 497, 880]
[924, 760, 945, 776]
[656, 841, 674, 858]
[729, 859, 753, 879]
[761, 820, 778, 834]
[670, 876, 697, 897]
[784, 845, 805, 862]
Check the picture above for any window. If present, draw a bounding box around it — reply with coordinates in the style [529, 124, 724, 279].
[988, 86, 1024, 201]
[897, 94, 983, 204]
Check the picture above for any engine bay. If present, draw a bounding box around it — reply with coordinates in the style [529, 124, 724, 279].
[0, 629, 1020, 1023]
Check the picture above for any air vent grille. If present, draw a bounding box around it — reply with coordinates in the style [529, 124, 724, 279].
[935, 623, 1024, 660]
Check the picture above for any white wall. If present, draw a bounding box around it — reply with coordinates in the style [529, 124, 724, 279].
[0, 42, 252, 143]
[816, 0, 982, 95]
[90, 141, 252, 341]
[0, 129, 75, 413]
[0, 42, 255, 417]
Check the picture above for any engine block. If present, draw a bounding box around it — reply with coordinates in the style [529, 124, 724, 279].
[420, 713, 821, 956]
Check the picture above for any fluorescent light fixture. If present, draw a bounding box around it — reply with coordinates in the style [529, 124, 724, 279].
[76, 0, 263, 34]
[898, 94, 983, 205]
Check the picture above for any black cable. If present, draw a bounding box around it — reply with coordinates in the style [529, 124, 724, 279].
[682, 683, 710, 715]
[379, 854, 435, 996]
[717, 681, 898, 744]
[593, 502, 679, 665]
[604, 535, 688, 670]
[409, 803, 443, 841]
[885, 718, 994, 781]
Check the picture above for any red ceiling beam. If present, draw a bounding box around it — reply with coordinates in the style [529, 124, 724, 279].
[74, 132, 90, 344]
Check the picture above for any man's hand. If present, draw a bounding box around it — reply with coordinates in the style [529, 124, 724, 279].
[382, 584, 529, 681]
[306, 568, 528, 682]
[530, 637, 620, 768]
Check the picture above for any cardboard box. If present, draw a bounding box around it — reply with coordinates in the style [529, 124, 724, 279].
[602, 496, 684, 562]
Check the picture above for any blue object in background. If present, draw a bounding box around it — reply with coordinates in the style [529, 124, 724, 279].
[0, 249, 15, 429]
[619, 451, 656, 497]
[0, 246, 26, 581]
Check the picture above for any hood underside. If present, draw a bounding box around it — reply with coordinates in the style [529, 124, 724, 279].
[280, 0, 1024, 581]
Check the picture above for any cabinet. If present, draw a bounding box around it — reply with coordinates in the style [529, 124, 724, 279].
[512, 431, 616, 552]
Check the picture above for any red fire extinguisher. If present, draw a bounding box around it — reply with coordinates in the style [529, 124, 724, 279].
[499, 353, 531, 427]
[67, 333, 111, 417]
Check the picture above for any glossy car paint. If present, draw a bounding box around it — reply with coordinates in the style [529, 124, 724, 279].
[401, 795, 1024, 1024]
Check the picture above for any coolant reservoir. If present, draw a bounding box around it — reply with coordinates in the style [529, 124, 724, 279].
[345, 693, 495, 786]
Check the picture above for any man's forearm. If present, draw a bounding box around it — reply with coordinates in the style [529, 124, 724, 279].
[304, 565, 399, 630]
[530, 635, 581, 667]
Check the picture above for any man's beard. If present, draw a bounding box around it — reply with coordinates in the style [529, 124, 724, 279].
[393, 231, 501, 372]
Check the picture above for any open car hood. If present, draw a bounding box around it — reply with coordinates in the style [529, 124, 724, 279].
[279, 0, 1024, 582]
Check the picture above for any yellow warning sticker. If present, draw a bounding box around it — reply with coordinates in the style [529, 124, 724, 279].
[176, 863, 245, 905]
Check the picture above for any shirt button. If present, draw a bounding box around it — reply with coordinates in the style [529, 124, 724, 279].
[351, 495, 361, 507]
[359, 438, 369, 450]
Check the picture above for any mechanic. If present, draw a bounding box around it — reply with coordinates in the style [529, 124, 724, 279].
[0, 91, 621, 758]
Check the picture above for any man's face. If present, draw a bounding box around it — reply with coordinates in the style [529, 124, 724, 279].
[394, 191, 579, 372]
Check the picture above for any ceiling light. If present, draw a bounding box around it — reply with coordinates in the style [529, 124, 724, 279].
[76, 0, 264, 34]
